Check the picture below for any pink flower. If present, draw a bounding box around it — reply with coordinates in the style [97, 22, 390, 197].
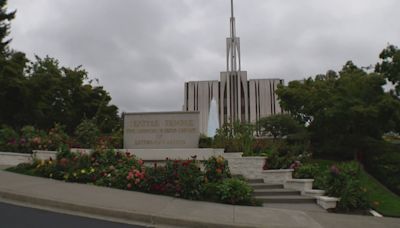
[127, 183, 132, 189]
[126, 172, 134, 180]
[330, 165, 340, 175]
[138, 160, 144, 166]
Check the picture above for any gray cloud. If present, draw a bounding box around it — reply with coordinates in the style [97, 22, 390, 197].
[8, 0, 400, 113]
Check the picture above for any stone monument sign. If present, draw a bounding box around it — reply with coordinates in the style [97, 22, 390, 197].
[123, 111, 200, 149]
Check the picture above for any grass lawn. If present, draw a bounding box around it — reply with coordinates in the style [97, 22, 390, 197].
[309, 159, 400, 217]
[359, 171, 400, 217]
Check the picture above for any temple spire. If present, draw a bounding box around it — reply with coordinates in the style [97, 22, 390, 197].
[231, 0, 234, 18]
[227, 0, 240, 73]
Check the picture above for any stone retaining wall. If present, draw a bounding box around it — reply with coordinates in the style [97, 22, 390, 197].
[0, 148, 226, 166]
[226, 157, 265, 179]
[261, 169, 294, 184]
[0, 152, 32, 166]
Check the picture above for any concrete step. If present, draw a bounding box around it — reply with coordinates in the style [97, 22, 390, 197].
[246, 178, 264, 184]
[262, 203, 326, 212]
[248, 183, 284, 190]
[253, 189, 300, 196]
[255, 195, 316, 204]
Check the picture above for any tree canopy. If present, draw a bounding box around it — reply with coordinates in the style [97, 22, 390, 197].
[277, 60, 400, 159]
[0, 0, 15, 54]
[376, 45, 400, 96]
[258, 114, 304, 139]
[0, 1, 120, 134]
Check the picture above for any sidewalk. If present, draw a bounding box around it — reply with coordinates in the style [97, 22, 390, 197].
[0, 170, 399, 228]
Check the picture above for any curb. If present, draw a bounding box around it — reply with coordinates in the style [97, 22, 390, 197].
[0, 189, 255, 228]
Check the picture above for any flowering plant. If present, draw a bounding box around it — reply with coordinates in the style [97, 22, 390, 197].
[8, 150, 257, 206]
[204, 156, 231, 182]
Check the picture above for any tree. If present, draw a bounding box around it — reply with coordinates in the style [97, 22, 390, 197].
[0, 0, 15, 54]
[0, 0, 120, 134]
[26, 56, 120, 134]
[375, 45, 400, 96]
[277, 61, 400, 160]
[258, 114, 304, 139]
[0, 1, 31, 127]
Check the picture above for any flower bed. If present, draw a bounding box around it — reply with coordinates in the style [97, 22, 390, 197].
[7, 149, 260, 206]
[293, 161, 369, 212]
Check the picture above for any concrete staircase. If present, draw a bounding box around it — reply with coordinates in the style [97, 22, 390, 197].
[225, 155, 338, 211]
[247, 178, 323, 211]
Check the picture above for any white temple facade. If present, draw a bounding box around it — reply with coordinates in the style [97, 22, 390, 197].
[183, 0, 283, 134]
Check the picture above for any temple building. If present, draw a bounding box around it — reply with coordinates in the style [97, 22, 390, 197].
[183, 0, 283, 134]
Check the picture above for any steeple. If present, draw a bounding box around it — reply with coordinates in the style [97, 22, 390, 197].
[230, 0, 236, 39]
[227, 0, 241, 73]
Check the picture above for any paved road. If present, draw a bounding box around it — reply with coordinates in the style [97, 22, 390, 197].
[0, 202, 149, 228]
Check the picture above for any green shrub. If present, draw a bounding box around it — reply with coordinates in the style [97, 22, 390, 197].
[74, 119, 100, 148]
[324, 162, 369, 211]
[164, 159, 204, 199]
[293, 163, 327, 189]
[364, 140, 400, 196]
[199, 134, 213, 148]
[202, 182, 220, 201]
[19, 126, 47, 153]
[46, 123, 69, 151]
[215, 178, 254, 205]
[0, 125, 19, 152]
[213, 122, 254, 154]
[294, 163, 318, 178]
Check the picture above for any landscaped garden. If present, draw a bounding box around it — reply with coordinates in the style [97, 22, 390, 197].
[7, 149, 260, 206]
[1, 0, 400, 218]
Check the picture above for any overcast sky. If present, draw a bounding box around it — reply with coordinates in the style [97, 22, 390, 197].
[7, 0, 400, 113]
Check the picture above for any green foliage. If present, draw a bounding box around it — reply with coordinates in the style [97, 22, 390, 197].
[215, 178, 254, 205]
[46, 123, 69, 150]
[376, 44, 400, 96]
[324, 162, 369, 211]
[294, 160, 369, 211]
[204, 156, 231, 182]
[262, 140, 311, 169]
[363, 139, 400, 195]
[0, 5, 120, 135]
[213, 122, 254, 155]
[0, 54, 120, 135]
[8, 152, 258, 206]
[263, 150, 293, 169]
[0, 125, 18, 151]
[74, 119, 100, 148]
[258, 114, 304, 139]
[198, 134, 213, 148]
[277, 61, 400, 159]
[18, 125, 45, 153]
[293, 163, 326, 189]
[0, 0, 15, 54]
[163, 159, 204, 199]
[0, 124, 69, 152]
